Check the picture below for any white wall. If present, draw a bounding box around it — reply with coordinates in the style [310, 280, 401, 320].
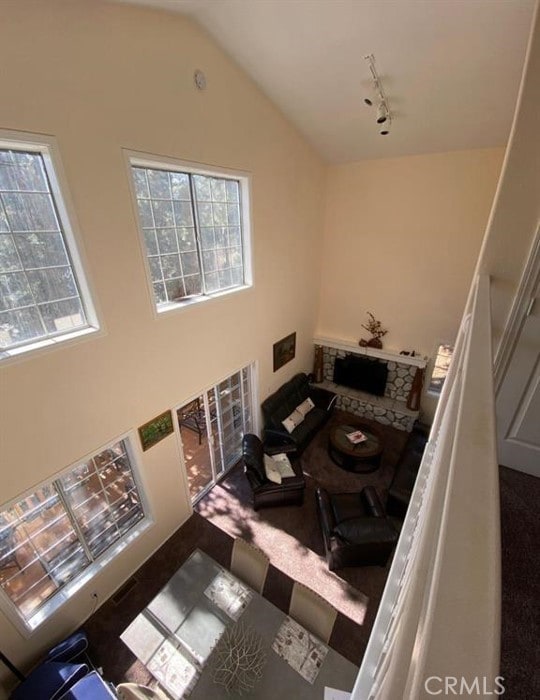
[0, 0, 325, 683]
[475, 7, 540, 357]
[317, 148, 504, 420]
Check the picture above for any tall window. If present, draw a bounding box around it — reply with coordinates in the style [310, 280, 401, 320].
[0, 438, 147, 630]
[428, 343, 454, 395]
[130, 158, 250, 311]
[0, 136, 97, 358]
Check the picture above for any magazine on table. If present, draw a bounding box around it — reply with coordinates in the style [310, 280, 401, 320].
[345, 429, 368, 444]
[272, 616, 328, 684]
[147, 639, 199, 699]
[204, 570, 253, 621]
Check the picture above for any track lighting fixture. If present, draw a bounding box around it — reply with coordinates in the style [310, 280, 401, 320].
[376, 101, 388, 124]
[364, 54, 393, 135]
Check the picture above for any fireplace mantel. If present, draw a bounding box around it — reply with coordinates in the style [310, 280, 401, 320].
[313, 336, 427, 431]
[314, 335, 428, 369]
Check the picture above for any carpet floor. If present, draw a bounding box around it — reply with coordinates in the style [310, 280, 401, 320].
[196, 410, 410, 661]
[84, 411, 410, 683]
[81, 420, 537, 698]
[499, 465, 540, 699]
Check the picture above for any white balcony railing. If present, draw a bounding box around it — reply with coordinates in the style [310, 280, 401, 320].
[353, 274, 501, 699]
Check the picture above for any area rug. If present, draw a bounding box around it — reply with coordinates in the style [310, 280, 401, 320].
[196, 411, 409, 630]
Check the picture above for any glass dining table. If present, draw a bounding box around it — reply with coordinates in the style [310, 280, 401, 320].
[121, 549, 358, 699]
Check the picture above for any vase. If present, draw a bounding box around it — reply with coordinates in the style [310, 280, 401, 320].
[366, 337, 383, 349]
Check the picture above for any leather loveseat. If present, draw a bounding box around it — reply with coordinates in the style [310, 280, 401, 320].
[261, 373, 336, 453]
[386, 423, 428, 519]
[316, 486, 398, 570]
[242, 434, 305, 510]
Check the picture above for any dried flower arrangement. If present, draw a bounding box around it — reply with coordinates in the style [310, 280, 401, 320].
[211, 622, 267, 695]
[359, 312, 388, 349]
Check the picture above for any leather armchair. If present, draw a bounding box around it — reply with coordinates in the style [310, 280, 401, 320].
[387, 423, 428, 519]
[316, 486, 398, 570]
[242, 434, 305, 510]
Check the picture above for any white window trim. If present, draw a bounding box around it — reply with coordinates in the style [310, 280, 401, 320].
[0, 129, 102, 364]
[427, 341, 455, 397]
[174, 360, 259, 509]
[124, 149, 253, 319]
[0, 430, 152, 636]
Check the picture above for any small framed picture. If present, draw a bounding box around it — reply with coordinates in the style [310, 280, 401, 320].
[138, 410, 174, 451]
[273, 332, 296, 372]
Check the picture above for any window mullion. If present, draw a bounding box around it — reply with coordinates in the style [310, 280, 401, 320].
[40, 158, 88, 320]
[54, 481, 94, 563]
[94, 461, 122, 541]
[188, 175, 207, 295]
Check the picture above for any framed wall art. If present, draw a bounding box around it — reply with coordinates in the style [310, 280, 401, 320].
[138, 410, 174, 451]
[273, 332, 296, 372]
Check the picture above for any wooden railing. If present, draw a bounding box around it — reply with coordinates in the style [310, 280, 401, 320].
[353, 274, 501, 699]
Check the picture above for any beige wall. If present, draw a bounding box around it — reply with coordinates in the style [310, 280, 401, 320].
[0, 0, 325, 683]
[317, 148, 504, 420]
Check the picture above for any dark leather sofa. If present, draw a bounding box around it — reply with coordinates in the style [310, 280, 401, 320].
[242, 434, 305, 510]
[316, 486, 399, 569]
[386, 423, 428, 519]
[261, 373, 336, 452]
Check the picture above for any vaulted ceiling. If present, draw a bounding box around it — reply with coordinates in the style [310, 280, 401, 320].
[114, 0, 535, 163]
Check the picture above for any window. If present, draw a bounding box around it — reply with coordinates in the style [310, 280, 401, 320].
[428, 343, 454, 395]
[177, 363, 255, 503]
[0, 437, 148, 631]
[0, 135, 97, 358]
[129, 157, 250, 311]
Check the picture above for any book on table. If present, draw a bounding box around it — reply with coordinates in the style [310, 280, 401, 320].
[346, 430, 368, 444]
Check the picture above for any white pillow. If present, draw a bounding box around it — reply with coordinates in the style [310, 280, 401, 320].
[296, 397, 315, 417]
[281, 409, 304, 434]
[263, 454, 282, 484]
[272, 453, 296, 479]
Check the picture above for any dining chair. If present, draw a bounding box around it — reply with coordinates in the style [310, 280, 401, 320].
[230, 538, 270, 594]
[116, 682, 168, 700]
[289, 581, 338, 643]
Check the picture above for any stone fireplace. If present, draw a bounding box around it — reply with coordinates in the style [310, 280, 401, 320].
[314, 336, 428, 431]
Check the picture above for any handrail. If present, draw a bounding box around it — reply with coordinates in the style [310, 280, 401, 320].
[352, 274, 500, 699]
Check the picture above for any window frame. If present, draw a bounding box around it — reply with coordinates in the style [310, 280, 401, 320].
[0, 130, 100, 363]
[0, 431, 152, 636]
[174, 360, 259, 506]
[427, 342, 455, 396]
[125, 150, 253, 317]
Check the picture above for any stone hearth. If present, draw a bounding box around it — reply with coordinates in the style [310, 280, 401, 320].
[315, 337, 428, 431]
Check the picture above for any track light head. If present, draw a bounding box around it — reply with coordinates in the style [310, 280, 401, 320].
[380, 119, 391, 136]
[376, 101, 388, 124]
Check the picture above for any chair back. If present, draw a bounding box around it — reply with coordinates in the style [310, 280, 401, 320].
[116, 683, 168, 699]
[230, 538, 270, 594]
[289, 581, 337, 643]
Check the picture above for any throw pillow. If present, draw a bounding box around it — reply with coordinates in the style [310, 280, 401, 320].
[263, 454, 282, 484]
[296, 397, 315, 417]
[271, 453, 296, 478]
[281, 409, 304, 434]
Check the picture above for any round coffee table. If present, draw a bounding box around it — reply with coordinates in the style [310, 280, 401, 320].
[328, 420, 384, 472]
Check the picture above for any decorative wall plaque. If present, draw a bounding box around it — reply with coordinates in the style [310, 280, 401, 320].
[138, 410, 174, 451]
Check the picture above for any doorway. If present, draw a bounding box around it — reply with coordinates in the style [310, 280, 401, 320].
[176, 364, 255, 503]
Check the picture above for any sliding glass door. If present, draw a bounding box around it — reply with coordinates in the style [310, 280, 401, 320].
[177, 364, 254, 503]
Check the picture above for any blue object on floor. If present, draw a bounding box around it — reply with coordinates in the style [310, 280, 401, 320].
[57, 671, 117, 699]
[47, 631, 89, 664]
[9, 661, 88, 700]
